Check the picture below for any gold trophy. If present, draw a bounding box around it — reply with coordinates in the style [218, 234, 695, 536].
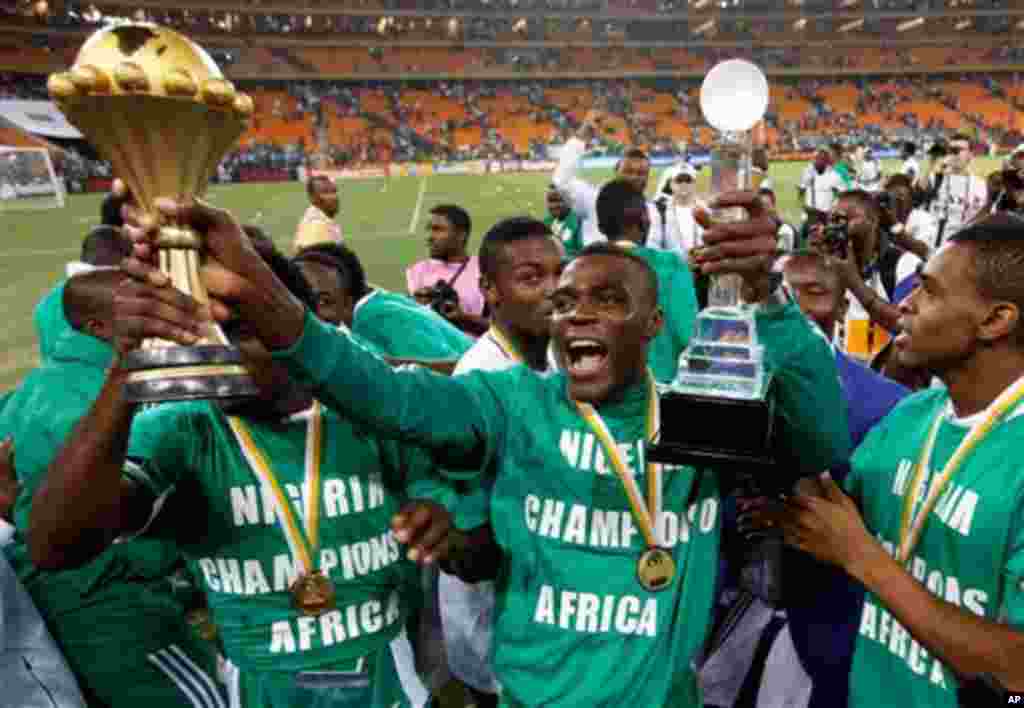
[48, 23, 259, 403]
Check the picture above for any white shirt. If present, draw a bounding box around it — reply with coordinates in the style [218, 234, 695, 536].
[905, 208, 938, 251]
[929, 173, 987, 246]
[439, 331, 525, 694]
[798, 165, 842, 213]
[553, 137, 662, 246]
[902, 157, 920, 180]
[647, 198, 705, 259]
[857, 159, 883, 192]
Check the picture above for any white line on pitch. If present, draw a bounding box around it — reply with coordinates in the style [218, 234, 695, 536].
[408, 177, 427, 235]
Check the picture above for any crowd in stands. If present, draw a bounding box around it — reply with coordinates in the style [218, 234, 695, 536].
[4, 68, 1024, 174]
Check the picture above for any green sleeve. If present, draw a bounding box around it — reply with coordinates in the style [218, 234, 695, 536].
[359, 304, 470, 360]
[665, 256, 699, 352]
[277, 312, 505, 476]
[125, 402, 207, 498]
[756, 302, 852, 476]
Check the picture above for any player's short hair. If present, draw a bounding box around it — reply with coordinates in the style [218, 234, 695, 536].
[949, 214, 1024, 347]
[306, 174, 334, 197]
[293, 242, 369, 301]
[573, 242, 659, 306]
[429, 204, 472, 238]
[479, 217, 555, 279]
[63, 269, 122, 333]
[836, 189, 882, 225]
[950, 133, 973, 147]
[884, 174, 913, 192]
[622, 147, 650, 162]
[80, 225, 130, 267]
[596, 179, 646, 239]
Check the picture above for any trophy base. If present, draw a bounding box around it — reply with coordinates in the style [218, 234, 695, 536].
[121, 346, 260, 404]
[648, 386, 782, 494]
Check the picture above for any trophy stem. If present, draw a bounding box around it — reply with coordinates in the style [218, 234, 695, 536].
[122, 228, 259, 403]
[706, 129, 758, 309]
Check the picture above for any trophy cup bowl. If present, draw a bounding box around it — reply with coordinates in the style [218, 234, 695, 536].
[49, 23, 259, 403]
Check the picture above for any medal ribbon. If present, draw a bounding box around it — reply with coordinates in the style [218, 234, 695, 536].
[897, 376, 1024, 563]
[574, 372, 663, 548]
[228, 402, 324, 576]
[487, 326, 524, 364]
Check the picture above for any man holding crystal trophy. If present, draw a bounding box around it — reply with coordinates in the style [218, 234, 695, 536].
[35, 41, 853, 705]
[33, 23, 459, 708]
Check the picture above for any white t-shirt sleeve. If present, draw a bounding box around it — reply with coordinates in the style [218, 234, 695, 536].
[907, 209, 938, 250]
[552, 137, 599, 221]
[798, 166, 812, 191]
[453, 335, 516, 375]
[895, 251, 923, 286]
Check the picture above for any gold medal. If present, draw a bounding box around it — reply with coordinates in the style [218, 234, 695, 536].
[290, 571, 337, 617]
[637, 547, 676, 592]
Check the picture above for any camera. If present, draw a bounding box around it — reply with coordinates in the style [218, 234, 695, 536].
[426, 280, 460, 317]
[821, 217, 850, 259]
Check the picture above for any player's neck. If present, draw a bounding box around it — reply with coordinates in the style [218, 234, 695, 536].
[440, 253, 469, 265]
[943, 347, 1024, 418]
[494, 316, 548, 371]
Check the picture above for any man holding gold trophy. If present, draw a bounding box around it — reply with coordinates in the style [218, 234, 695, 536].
[35, 46, 851, 705]
[34, 23, 458, 708]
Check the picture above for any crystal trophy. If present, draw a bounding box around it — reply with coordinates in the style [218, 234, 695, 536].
[674, 59, 771, 402]
[650, 59, 780, 474]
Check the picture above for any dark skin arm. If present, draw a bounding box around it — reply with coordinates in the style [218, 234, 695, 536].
[760, 474, 1024, 691]
[28, 267, 197, 570]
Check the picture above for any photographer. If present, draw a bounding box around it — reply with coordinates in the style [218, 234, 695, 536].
[980, 150, 1024, 218]
[921, 134, 987, 247]
[407, 204, 489, 336]
[881, 174, 936, 263]
[809, 190, 922, 360]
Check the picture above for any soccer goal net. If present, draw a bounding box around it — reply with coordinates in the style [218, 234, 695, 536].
[0, 146, 65, 211]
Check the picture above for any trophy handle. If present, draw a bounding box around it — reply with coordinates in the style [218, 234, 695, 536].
[120, 225, 260, 403]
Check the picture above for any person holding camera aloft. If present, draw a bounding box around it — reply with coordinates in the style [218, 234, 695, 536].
[922, 134, 987, 248]
[408, 204, 489, 336]
[809, 190, 923, 362]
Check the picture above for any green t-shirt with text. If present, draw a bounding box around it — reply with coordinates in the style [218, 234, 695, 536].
[273, 304, 849, 707]
[127, 400, 454, 675]
[845, 389, 1024, 708]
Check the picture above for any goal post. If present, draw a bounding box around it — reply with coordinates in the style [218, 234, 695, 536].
[0, 146, 65, 211]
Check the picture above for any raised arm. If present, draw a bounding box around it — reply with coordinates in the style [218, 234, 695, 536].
[29, 369, 156, 568]
[756, 302, 851, 474]
[123, 198, 505, 474]
[552, 110, 602, 220]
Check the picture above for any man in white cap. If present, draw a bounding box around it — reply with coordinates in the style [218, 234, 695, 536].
[650, 161, 705, 260]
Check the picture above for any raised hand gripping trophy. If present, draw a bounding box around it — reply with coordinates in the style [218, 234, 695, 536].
[48, 24, 258, 402]
[650, 60, 781, 481]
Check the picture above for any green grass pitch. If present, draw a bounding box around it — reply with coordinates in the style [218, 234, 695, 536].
[0, 158, 1002, 393]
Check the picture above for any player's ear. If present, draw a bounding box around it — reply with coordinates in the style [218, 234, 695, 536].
[481, 274, 499, 310]
[644, 306, 664, 341]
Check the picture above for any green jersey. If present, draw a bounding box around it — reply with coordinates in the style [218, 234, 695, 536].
[544, 211, 584, 260]
[273, 304, 849, 707]
[352, 290, 473, 360]
[845, 388, 1024, 708]
[1, 283, 212, 707]
[126, 399, 454, 675]
[624, 243, 699, 384]
[33, 281, 65, 364]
